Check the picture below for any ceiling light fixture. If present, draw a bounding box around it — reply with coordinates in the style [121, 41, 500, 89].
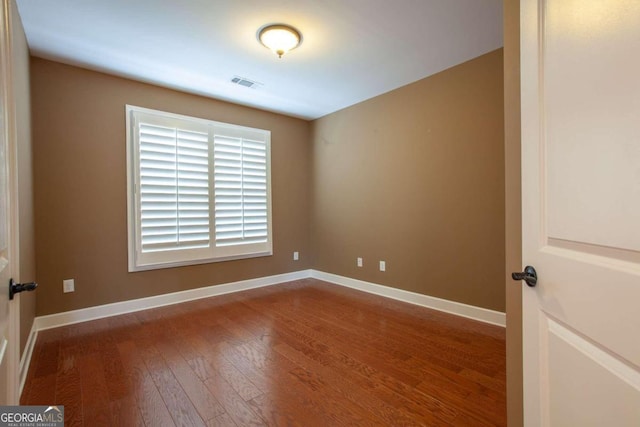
[258, 24, 302, 58]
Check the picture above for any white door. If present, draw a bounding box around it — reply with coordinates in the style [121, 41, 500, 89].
[520, 0, 640, 425]
[0, 0, 20, 405]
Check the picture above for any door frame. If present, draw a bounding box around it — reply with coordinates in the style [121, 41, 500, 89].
[0, 0, 21, 404]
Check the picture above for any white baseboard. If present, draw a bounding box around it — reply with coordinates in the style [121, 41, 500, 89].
[19, 322, 37, 397]
[311, 270, 506, 327]
[34, 270, 312, 331]
[31, 268, 505, 333]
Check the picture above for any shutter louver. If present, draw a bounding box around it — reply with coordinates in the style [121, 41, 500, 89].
[139, 123, 210, 252]
[213, 135, 268, 247]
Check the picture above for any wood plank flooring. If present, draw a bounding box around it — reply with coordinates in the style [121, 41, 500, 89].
[21, 279, 506, 426]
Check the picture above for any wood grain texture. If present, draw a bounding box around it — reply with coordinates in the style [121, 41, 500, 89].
[21, 279, 506, 425]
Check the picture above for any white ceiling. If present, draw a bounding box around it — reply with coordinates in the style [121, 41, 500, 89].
[15, 0, 503, 120]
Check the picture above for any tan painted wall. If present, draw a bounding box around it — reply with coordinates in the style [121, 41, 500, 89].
[10, 1, 36, 355]
[311, 50, 505, 312]
[31, 49, 507, 316]
[30, 58, 311, 316]
[504, 0, 524, 425]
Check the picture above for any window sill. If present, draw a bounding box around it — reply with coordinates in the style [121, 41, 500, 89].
[128, 250, 273, 273]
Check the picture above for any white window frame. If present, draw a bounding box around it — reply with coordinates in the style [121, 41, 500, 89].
[126, 105, 272, 272]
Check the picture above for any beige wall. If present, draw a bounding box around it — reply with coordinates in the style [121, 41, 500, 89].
[311, 50, 505, 312]
[504, 0, 523, 425]
[31, 50, 507, 316]
[10, 1, 36, 355]
[30, 58, 311, 316]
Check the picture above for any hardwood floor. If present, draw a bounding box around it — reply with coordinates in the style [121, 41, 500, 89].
[21, 279, 506, 426]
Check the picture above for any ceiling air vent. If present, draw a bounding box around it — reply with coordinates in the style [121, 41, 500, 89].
[231, 76, 261, 88]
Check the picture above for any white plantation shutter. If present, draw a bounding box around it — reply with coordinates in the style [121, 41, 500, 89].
[138, 123, 210, 252]
[127, 105, 272, 271]
[213, 133, 268, 247]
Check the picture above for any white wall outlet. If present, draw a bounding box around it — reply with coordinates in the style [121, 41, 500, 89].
[357, 257, 363, 267]
[293, 251, 299, 261]
[63, 278, 75, 293]
[379, 261, 386, 272]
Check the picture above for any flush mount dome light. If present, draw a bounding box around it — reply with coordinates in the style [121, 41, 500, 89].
[258, 24, 302, 58]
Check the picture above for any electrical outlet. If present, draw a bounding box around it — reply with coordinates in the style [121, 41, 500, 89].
[293, 251, 299, 261]
[63, 279, 75, 293]
[379, 261, 386, 272]
[357, 257, 363, 267]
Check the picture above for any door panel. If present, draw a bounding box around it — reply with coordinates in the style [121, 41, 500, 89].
[547, 318, 640, 425]
[544, 0, 640, 252]
[521, 0, 640, 425]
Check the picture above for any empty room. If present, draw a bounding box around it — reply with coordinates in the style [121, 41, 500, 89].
[1, 0, 638, 426]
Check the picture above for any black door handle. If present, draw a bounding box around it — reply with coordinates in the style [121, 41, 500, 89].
[9, 278, 38, 300]
[512, 266, 537, 287]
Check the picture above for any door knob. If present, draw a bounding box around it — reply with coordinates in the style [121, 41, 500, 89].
[512, 266, 537, 287]
[9, 278, 38, 300]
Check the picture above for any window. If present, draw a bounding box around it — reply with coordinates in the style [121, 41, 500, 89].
[126, 105, 272, 271]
